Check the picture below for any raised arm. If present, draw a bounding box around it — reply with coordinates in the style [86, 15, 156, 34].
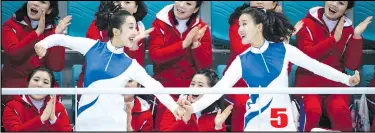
[38, 34, 98, 55]
[285, 43, 352, 86]
[127, 60, 179, 113]
[191, 56, 243, 113]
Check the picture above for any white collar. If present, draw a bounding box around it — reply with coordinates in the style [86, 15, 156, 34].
[249, 39, 270, 54]
[106, 41, 124, 54]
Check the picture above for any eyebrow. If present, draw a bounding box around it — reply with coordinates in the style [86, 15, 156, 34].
[128, 23, 135, 25]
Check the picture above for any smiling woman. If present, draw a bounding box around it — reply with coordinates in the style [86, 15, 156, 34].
[33, 9, 180, 131]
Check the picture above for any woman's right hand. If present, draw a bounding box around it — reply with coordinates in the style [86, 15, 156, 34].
[181, 98, 193, 123]
[35, 9, 46, 36]
[349, 70, 360, 86]
[41, 97, 54, 122]
[183, 26, 199, 49]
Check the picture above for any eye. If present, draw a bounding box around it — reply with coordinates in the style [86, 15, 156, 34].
[339, 1, 344, 5]
[242, 22, 247, 26]
[33, 79, 39, 82]
[198, 85, 203, 87]
[44, 82, 50, 85]
[40, 1, 46, 4]
[186, 2, 192, 6]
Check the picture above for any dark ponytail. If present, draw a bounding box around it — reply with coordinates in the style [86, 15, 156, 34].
[95, 1, 121, 31]
[95, 1, 133, 39]
[242, 7, 294, 43]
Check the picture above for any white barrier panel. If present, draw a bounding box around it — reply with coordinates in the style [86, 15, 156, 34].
[2, 87, 375, 95]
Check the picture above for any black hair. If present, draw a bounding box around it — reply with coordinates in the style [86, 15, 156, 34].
[193, 69, 225, 115]
[133, 1, 147, 22]
[229, 1, 279, 25]
[27, 66, 56, 88]
[15, 1, 59, 26]
[229, 3, 250, 25]
[171, 1, 203, 27]
[347, 1, 354, 10]
[241, 7, 294, 43]
[96, 1, 147, 31]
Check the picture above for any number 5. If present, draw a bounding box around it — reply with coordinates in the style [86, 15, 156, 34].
[270, 108, 288, 128]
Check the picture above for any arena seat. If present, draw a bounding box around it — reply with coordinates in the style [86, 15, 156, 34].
[216, 65, 227, 79]
[145, 65, 154, 76]
[354, 1, 375, 49]
[72, 64, 83, 87]
[53, 71, 63, 87]
[2, 1, 25, 25]
[360, 65, 375, 87]
[211, 1, 247, 48]
[67, 1, 100, 37]
[143, 1, 173, 29]
[282, 1, 323, 45]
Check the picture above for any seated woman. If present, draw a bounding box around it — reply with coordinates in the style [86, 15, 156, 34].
[2, 67, 72, 132]
[123, 80, 153, 132]
[159, 69, 233, 131]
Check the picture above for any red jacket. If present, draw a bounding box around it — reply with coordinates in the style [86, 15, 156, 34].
[2, 95, 72, 132]
[295, 7, 362, 87]
[159, 106, 226, 132]
[1, 15, 65, 88]
[130, 96, 153, 132]
[76, 19, 145, 88]
[148, 4, 212, 88]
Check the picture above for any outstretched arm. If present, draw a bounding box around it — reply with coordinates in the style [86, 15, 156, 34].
[127, 60, 179, 113]
[191, 57, 243, 113]
[38, 34, 98, 55]
[285, 43, 352, 86]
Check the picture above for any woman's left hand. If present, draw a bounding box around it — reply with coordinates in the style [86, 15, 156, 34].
[55, 15, 72, 34]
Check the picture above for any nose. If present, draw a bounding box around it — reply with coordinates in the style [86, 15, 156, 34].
[331, 1, 338, 7]
[179, 2, 184, 7]
[36, 81, 43, 88]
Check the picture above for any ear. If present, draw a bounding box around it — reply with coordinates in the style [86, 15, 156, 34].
[193, 7, 200, 14]
[113, 28, 121, 36]
[257, 23, 263, 33]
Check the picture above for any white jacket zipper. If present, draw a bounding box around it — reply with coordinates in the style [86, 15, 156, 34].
[259, 49, 270, 73]
[105, 51, 115, 72]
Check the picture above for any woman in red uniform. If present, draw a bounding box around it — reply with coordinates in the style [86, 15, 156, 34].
[1, 1, 69, 103]
[76, 1, 148, 88]
[124, 80, 153, 132]
[159, 69, 233, 131]
[148, 1, 212, 130]
[2, 67, 72, 132]
[295, 1, 372, 131]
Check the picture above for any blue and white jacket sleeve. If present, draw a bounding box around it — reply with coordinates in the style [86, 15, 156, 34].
[191, 56, 243, 113]
[127, 60, 179, 113]
[40, 34, 97, 55]
[285, 43, 352, 86]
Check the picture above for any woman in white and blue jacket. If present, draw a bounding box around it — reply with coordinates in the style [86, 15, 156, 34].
[34, 10, 180, 131]
[179, 7, 361, 131]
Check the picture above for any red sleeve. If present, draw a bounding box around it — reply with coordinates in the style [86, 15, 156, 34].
[229, 20, 248, 55]
[2, 103, 46, 131]
[138, 111, 153, 132]
[124, 39, 145, 67]
[296, 20, 337, 59]
[344, 36, 363, 70]
[1, 23, 42, 62]
[287, 62, 293, 75]
[198, 115, 226, 132]
[48, 103, 72, 131]
[190, 24, 213, 69]
[86, 20, 102, 40]
[148, 21, 186, 64]
[159, 109, 191, 131]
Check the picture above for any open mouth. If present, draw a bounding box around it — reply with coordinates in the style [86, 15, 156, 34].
[328, 7, 337, 14]
[129, 37, 135, 42]
[192, 94, 200, 98]
[30, 7, 39, 15]
[177, 8, 185, 14]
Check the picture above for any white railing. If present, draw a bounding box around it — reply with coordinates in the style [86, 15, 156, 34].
[2, 87, 375, 95]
